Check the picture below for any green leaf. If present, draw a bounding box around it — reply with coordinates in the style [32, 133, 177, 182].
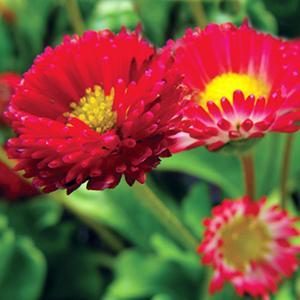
[181, 183, 212, 237]
[246, 0, 278, 34]
[151, 234, 198, 264]
[0, 19, 14, 71]
[88, 0, 139, 32]
[256, 132, 300, 197]
[152, 294, 174, 300]
[6, 196, 63, 235]
[254, 134, 284, 197]
[0, 196, 105, 300]
[274, 280, 294, 300]
[0, 225, 15, 282]
[0, 220, 46, 300]
[134, 0, 174, 45]
[71, 181, 171, 249]
[8, 0, 53, 71]
[158, 147, 242, 197]
[43, 248, 103, 300]
[104, 249, 202, 300]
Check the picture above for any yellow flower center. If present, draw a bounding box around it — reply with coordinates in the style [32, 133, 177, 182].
[66, 85, 116, 134]
[198, 72, 270, 107]
[220, 215, 271, 272]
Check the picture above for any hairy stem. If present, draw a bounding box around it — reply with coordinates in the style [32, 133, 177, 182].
[280, 134, 294, 208]
[188, 0, 207, 29]
[134, 183, 198, 251]
[65, 0, 84, 35]
[240, 153, 256, 199]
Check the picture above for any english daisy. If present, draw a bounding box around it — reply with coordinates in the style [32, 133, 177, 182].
[171, 22, 300, 151]
[198, 196, 300, 299]
[6, 28, 184, 193]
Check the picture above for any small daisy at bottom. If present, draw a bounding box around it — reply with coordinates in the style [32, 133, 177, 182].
[198, 196, 300, 300]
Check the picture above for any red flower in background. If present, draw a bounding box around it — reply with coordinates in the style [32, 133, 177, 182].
[198, 197, 300, 300]
[6, 28, 184, 194]
[0, 73, 21, 124]
[0, 148, 38, 201]
[170, 22, 300, 152]
[0, 1, 16, 24]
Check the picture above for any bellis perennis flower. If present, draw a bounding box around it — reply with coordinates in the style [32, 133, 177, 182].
[6, 28, 184, 193]
[198, 196, 300, 300]
[171, 22, 300, 152]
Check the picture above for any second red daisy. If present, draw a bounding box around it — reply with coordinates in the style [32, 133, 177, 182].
[171, 22, 300, 151]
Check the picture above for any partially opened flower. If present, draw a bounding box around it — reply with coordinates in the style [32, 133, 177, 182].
[171, 22, 300, 152]
[0, 148, 38, 201]
[0, 73, 21, 124]
[6, 28, 184, 193]
[198, 196, 300, 300]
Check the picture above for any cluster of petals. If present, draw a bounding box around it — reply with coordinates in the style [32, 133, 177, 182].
[0, 72, 21, 124]
[6, 28, 185, 193]
[198, 196, 300, 300]
[170, 22, 300, 151]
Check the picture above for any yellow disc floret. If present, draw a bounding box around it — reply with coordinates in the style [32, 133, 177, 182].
[66, 85, 116, 134]
[220, 215, 271, 272]
[198, 72, 270, 107]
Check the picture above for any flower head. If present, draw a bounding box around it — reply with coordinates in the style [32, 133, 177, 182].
[171, 22, 300, 152]
[0, 73, 21, 124]
[198, 196, 300, 300]
[6, 28, 184, 193]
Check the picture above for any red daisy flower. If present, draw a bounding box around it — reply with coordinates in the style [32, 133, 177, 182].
[198, 196, 300, 300]
[6, 28, 184, 193]
[0, 73, 21, 124]
[170, 22, 300, 152]
[0, 148, 38, 201]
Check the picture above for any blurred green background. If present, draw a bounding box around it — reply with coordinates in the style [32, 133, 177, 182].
[0, 0, 299, 299]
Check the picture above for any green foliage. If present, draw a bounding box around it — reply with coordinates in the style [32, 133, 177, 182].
[181, 183, 212, 237]
[0, 197, 107, 300]
[88, 0, 139, 32]
[71, 182, 173, 249]
[103, 245, 202, 300]
[159, 147, 242, 197]
[0, 213, 46, 300]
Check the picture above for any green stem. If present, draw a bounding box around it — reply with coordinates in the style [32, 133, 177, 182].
[280, 134, 294, 208]
[133, 183, 198, 251]
[65, 0, 84, 35]
[0, 146, 124, 252]
[240, 153, 256, 199]
[188, 0, 207, 29]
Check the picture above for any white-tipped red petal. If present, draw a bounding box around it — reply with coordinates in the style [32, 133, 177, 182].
[198, 196, 300, 299]
[170, 22, 300, 152]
